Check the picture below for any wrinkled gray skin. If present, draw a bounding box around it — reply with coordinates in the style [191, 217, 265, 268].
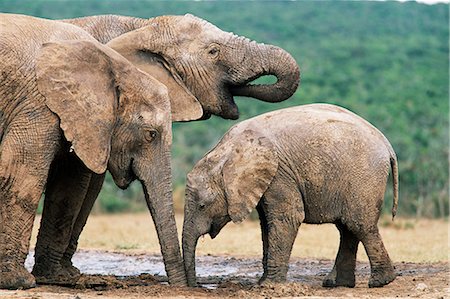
[183, 104, 399, 288]
[32, 13, 300, 286]
[0, 14, 185, 289]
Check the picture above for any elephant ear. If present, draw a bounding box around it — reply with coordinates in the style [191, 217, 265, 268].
[222, 129, 279, 223]
[36, 40, 117, 174]
[107, 34, 203, 122]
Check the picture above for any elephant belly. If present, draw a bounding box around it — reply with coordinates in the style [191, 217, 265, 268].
[301, 187, 343, 224]
[303, 204, 341, 224]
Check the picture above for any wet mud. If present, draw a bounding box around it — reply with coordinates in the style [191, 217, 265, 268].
[1, 250, 448, 298]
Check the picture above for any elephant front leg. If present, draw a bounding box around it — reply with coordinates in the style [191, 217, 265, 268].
[32, 153, 92, 285]
[0, 175, 43, 290]
[322, 222, 359, 288]
[0, 119, 59, 289]
[258, 179, 304, 284]
[61, 173, 105, 274]
[262, 217, 302, 283]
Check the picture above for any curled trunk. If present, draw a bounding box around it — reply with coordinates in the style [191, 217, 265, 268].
[231, 43, 300, 103]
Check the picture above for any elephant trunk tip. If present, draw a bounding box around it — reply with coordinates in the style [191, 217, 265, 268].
[182, 227, 200, 288]
[231, 43, 300, 103]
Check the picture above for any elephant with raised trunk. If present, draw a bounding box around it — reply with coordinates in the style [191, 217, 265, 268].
[64, 14, 300, 121]
[31, 13, 301, 286]
[0, 14, 184, 289]
[183, 104, 399, 288]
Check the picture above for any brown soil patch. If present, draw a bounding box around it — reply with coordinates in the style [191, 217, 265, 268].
[6, 215, 445, 298]
[2, 257, 448, 298]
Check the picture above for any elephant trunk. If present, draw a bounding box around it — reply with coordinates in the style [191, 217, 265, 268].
[182, 217, 200, 287]
[140, 153, 187, 286]
[230, 42, 300, 102]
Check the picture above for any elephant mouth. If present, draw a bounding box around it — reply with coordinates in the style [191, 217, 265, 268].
[113, 159, 136, 190]
[198, 78, 270, 121]
[115, 172, 135, 190]
[208, 222, 221, 239]
[209, 230, 219, 239]
[215, 84, 239, 120]
[208, 216, 230, 239]
[223, 76, 266, 120]
[199, 111, 212, 120]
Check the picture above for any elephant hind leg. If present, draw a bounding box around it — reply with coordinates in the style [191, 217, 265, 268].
[349, 182, 395, 288]
[322, 221, 359, 288]
[360, 227, 396, 288]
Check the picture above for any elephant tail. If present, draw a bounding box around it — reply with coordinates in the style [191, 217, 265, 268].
[390, 153, 399, 220]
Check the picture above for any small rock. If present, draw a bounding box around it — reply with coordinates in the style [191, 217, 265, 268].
[415, 283, 428, 291]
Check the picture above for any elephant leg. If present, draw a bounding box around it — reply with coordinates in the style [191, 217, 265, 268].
[360, 226, 396, 287]
[256, 201, 269, 283]
[0, 115, 59, 289]
[322, 222, 359, 288]
[32, 153, 92, 285]
[60, 173, 105, 274]
[258, 177, 304, 284]
[0, 166, 47, 289]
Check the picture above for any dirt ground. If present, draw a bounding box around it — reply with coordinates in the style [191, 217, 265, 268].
[0, 256, 448, 298]
[0, 214, 448, 298]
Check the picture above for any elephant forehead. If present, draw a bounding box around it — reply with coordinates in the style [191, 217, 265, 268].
[140, 109, 167, 126]
[176, 18, 225, 43]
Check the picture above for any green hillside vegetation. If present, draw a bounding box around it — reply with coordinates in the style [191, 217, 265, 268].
[1, 1, 448, 217]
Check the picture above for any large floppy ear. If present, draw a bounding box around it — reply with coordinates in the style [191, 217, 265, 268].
[107, 32, 203, 122]
[36, 40, 118, 174]
[222, 129, 279, 223]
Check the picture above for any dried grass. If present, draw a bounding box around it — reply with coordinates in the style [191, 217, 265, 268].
[30, 214, 448, 262]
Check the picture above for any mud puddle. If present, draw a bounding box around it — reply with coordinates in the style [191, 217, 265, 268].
[25, 250, 351, 284]
[16, 250, 449, 298]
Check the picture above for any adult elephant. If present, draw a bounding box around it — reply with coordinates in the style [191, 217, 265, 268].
[0, 14, 185, 289]
[64, 14, 300, 120]
[33, 13, 301, 286]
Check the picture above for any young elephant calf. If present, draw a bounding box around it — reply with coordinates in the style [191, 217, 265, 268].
[182, 103, 398, 288]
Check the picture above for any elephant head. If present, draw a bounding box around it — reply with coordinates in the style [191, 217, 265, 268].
[182, 127, 279, 286]
[36, 40, 186, 285]
[106, 14, 300, 121]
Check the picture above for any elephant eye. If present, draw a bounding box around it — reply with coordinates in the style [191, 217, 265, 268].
[208, 48, 218, 55]
[207, 44, 220, 58]
[199, 203, 205, 210]
[144, 129, 158, 142]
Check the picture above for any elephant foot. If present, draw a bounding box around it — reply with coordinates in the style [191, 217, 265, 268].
[322, 269, 355, 288]
[368, 267, 396, 288]
[32, 262, 80, 286]
[257, 274, 267, 285]
[258, 274, 286, 285]
[61, 258, 81, 277]
[0, 263, 36, 290]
